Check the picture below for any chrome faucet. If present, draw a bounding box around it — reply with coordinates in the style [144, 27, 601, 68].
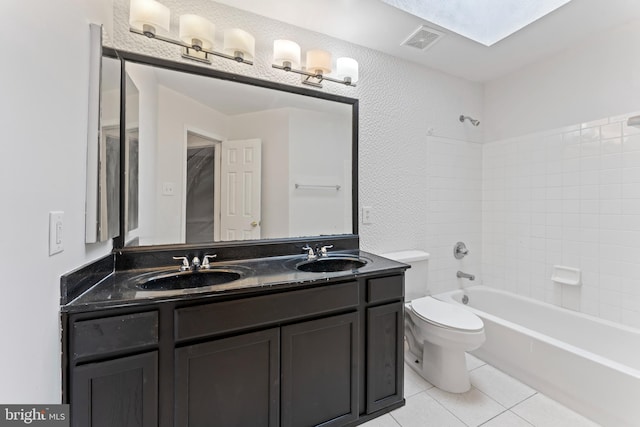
[173, 256, 191, 271]
[201, 254, 217, 269]
[456, 271, 475, 281]
[173, 255, 216, 271]
[302, 244, 334, 260]
[302, 245, 317, 261]
[318, 245, 333, 257]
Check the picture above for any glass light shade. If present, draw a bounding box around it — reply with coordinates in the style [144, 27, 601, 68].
[273, 40, 301, 68]
[129, 0, 170, 35]
[336, 57, 359, 83]
[223, 29, 255, 60]
[179, 15, 215, 50]
[306, 50, 332, 75]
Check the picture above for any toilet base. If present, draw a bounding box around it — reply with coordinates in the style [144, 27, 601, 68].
[404, 339, 471, 393]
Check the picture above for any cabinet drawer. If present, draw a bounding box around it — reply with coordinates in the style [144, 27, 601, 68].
[175, 281, 359, 342]
[72, 311, 159, 360]
[367, 275, 404, 303]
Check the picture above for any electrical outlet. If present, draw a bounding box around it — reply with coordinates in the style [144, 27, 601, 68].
[362, 206, 373, 224]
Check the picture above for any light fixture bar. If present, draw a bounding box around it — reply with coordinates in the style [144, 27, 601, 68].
[130, 27, 253, 65]
[271, 63, 356, 87]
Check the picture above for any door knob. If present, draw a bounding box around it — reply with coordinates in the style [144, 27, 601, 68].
[251, 221, 258, 227]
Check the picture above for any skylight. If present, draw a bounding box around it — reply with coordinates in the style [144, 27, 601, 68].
[381, 0, 572, 46]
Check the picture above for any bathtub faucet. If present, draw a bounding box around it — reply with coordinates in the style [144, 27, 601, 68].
[457, 271, 475, 281]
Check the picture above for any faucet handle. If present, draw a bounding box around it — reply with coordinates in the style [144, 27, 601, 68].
[319, 245, 334, 257]
[454, 242, 469, 259]
[302, 245, 317, 260]
[173, 256, 190, 271]
[202, 254, 217, 268]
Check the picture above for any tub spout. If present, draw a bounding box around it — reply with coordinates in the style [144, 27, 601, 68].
[457, 271, 475, 281]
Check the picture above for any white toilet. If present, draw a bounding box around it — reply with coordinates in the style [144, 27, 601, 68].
[382, 250, 485, 393]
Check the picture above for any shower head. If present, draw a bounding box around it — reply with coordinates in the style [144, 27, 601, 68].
[628, 115, 640, 128]
[459, 115, 480, 126]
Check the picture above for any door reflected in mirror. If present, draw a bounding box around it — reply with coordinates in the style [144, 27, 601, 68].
[121, 59, 354, 248]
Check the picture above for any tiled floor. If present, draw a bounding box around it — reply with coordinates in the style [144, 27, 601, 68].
[362, 353, 600, 427]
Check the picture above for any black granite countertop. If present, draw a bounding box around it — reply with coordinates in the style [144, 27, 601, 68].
[62, 250, 408, 313]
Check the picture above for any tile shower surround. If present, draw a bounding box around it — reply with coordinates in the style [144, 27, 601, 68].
[483, 113, 640, 328]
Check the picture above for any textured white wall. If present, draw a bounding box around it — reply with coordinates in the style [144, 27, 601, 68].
[0, 0, 113, 403]
[109, 0, 484, 263]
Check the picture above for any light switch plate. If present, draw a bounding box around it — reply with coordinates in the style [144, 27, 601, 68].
[162, 182, 175, 196]
[362, 206, 373, 224]
[49, 211, 64, 255]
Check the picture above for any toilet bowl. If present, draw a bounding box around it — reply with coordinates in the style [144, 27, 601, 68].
[404, 296, 485, 393]
[380, 250, 485, 393]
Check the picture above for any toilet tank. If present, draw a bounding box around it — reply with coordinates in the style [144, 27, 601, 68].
[380, 250, 430, 302]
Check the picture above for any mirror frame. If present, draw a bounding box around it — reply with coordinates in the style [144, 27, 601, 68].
[103, 48, 359, 253]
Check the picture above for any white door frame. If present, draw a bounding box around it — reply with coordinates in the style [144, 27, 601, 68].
[181, 126, 224, 243]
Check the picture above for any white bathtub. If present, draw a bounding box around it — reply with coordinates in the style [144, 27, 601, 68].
[435, 286, 640, 427]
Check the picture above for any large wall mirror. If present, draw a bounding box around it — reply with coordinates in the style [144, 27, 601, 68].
[111, 51, 358, 249]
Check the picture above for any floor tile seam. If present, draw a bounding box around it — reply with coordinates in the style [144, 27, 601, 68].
[467, 362, 487, 372]
[386, 412, 403, 427]
[476, 408, 511, 426]
[511, 393, 602, 427]
[504, 391, 539, 410]
[423, 388, 492, 427]
[468, 376, 538, 410]
[466, 384, 509, 413]
[510, 409, 537, 427]
[508, 392, 541, 424]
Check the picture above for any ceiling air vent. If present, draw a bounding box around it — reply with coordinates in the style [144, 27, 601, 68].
[401, 25, 444, 51]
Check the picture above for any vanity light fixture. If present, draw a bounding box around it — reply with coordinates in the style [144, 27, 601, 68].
[272, 40, 358, 88]
[129, 0, 254, 65]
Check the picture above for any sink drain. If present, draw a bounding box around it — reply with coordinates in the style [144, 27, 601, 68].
[462, 295, 469, 305]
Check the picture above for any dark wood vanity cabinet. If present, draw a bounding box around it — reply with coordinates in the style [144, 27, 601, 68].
[364, 275, 405, 414]
[281, 312, 359, 427]
[66, 311, 160, 427]
[175, 328, 280, 427]
[63, 273, 405, 427]
[72, 352, 158, 427]
[366, 302, 404, 413]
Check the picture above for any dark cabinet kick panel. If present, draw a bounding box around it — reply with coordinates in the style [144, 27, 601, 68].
[63, 273, 405, 427]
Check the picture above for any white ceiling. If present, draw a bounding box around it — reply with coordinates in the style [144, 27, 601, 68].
[214, 0, 640, 82]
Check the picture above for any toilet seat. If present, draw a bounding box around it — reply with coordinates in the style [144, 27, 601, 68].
[410, 297, 483, 332]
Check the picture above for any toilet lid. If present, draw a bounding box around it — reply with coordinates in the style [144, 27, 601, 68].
[411, 297, 483, 331]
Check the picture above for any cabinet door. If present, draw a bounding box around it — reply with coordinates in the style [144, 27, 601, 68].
[175, 328, 279, 427]
[366, 302, 404, 413]
[281, 312, 359, 427]
[71, 351, 158, 427]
